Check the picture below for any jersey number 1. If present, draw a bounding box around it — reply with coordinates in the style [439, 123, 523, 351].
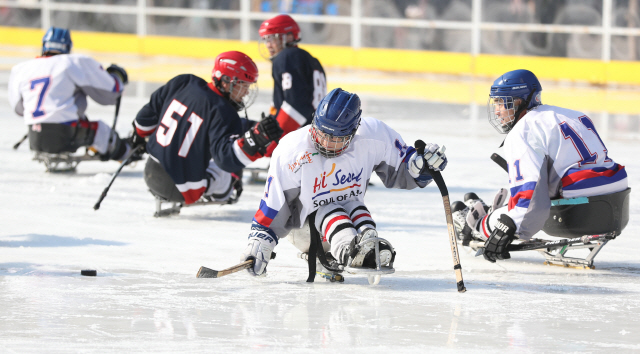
[156, 99, 203, 157]
[559, 116, 611, 167]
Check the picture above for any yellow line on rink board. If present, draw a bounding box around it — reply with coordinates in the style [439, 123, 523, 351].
[2, 26, 640, 114]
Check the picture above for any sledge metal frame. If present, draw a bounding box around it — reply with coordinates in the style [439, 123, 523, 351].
[152, 188, 240, 217]
[33, 150, 102, 172]
[467, 233, 617, 269]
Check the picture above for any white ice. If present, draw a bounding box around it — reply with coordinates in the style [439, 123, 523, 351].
[1, 65, 640, 353]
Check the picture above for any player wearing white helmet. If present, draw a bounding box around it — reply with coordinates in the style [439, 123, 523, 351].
[8, 27, 133, 162]
[239, 88, 447, 278]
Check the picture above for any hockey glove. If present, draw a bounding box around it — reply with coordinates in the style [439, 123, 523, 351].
[423, 142, 447, 171]
[106, 64, 128, 85]
[239, 116, 283, 157]
[241, 226, 278, 276]
[483, 214, 517, 263]
[128, 123, 147, 154]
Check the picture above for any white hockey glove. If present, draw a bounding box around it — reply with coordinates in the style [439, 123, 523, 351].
[408, 142, 447, 181]
[423, 143, 447, 171]
[241, 230, 277, 277]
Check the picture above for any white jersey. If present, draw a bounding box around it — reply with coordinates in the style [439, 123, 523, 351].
[8, 54, 123, 125]
[498, 104, 627, 240]
[251, 116, 428, 240]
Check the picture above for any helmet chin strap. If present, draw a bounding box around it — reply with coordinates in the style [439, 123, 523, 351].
[512, 89, 536, 127]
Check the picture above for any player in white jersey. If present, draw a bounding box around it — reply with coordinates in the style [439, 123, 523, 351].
[240, 88, 448, 276]
[7, 27, 132, 161]
[452, 69, 628, 263]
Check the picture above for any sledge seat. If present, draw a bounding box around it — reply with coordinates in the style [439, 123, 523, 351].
[543, 188, 630, 238]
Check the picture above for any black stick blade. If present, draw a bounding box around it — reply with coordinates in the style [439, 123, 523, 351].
[196, 266, 219, 278]
[491, 153, 508, 173]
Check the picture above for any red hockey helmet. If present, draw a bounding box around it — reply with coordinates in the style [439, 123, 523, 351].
[259, 14, 301, 41]
[212, 51, 259, 111]
[258, 14, 301, 59]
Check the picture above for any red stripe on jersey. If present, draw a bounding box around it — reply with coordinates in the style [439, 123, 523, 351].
[561, 165, 621, 187]
[324, 215, 350, 242]
[254, 209, 273, 228]
[71, 120, 99, 131]
[276, 110, 302, 136]
[352, 213, 371, 222]
[508, 190, 534, 210]
[481, 214, 490, 238]
[136, 127, 155, 138]
[181, 187, 206, 205]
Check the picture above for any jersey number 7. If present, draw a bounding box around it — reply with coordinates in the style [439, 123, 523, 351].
[30, 77, 51, 118]
[156, 99, 204, 158]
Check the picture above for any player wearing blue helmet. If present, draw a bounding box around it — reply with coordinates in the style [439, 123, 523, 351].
[452, 69, 628, 264]
[239, 88, 448, 279]
[8, 27, 134, 166]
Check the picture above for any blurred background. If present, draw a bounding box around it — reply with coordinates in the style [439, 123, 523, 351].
[1, 0, 640, 140]
[3, 0, 640, 60]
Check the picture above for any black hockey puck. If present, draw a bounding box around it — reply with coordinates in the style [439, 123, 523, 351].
[81, 269, 97, 276]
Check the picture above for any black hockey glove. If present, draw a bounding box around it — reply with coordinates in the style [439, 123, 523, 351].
[128, 123, 147, 154]
[107, 64, 128, 85]
[483, 214, 517, 263]
[239, 116, 283, 157]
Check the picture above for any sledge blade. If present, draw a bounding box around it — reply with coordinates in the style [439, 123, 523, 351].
[196, 266, 219, 278]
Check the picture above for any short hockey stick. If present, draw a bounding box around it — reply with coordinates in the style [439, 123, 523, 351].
[415, 140, 466, 293]
[197, 260, 254, 278]
[13, 133, 28, 150]
[491, 153, 508, 173]
[197, 252, 277, 278]
[93, 145, 143, 210]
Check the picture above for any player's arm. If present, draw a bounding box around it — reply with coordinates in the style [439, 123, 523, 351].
[67, 55, 125, 105]
[7, 68, 24, 116]
[240, 157, 296, 276]
[370, 120, 445, 189]
[503, 128, 552, 240]
[273, 58, 320, 135]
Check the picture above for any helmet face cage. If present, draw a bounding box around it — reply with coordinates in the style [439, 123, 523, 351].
[229, 78, 258, 111]
[488, 95, 519, 134]
[258, 34, 289, 60]
[310, 119, 358, 158]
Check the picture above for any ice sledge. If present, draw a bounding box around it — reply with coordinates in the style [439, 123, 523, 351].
[33, 150, 103, 172]
[468, 188, 631, 269]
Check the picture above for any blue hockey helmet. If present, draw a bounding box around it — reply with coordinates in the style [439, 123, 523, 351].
[488, 69, 542, 133]
[42, 27, 72, 56]
[310, 88, 362, 158]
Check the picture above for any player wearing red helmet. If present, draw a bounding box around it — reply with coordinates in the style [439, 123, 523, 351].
[132, 51, 282, 206]
[258, 14, 326, 154]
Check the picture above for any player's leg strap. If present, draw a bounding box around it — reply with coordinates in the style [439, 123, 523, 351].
[143, 157, 185, 203]
[306, 211, 343, 283]
[28, 123, 95, 153]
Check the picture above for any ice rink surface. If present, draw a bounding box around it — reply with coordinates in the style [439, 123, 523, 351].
[1, 52, 640, 353]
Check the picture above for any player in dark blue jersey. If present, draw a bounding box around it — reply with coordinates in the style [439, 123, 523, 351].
[258, 14, 326, 155]
[131, 51, 283, 205]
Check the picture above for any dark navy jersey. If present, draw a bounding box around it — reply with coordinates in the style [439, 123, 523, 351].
[271, 46, 326, 135]
[134, 74, 254, 203]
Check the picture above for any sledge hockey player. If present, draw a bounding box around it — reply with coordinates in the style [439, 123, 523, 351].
[452, 69, 628, 264]
[8, 27, 133, 163]
[131, 51, 283, 211]
[240, 88, 447, 280]
[258, 14, 326, 152]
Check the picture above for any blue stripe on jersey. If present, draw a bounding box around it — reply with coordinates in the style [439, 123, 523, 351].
[562, 165, 627, 191]
[510, 181, 537, 208]
[403, 147, 416, 163]
[258, 199, 278, 220]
